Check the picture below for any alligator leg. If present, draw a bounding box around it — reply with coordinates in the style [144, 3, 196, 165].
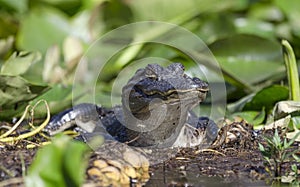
[44, 103, 103, 136]
[196, 117, 219, 145]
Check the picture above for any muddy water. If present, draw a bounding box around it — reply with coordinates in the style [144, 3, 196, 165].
[146, 169, 269, 186]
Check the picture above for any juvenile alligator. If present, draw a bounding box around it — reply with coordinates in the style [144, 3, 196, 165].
[44, 63, 218, 149]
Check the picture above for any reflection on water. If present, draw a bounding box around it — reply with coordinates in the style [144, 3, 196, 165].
[146, 167, 269, 187]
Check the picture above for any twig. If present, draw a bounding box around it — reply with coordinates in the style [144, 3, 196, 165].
[0, 100, 50, 143]
[0, 105, 32, 139]
[125, 135, 140, 144]
[26, 141, 51, 149]
[0, 177, 24, 186]
[195, 148, 226, 156]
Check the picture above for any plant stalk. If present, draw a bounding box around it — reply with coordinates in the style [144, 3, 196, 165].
[282, 40, 300, 101]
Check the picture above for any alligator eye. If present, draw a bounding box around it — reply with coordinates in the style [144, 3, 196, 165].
[192, 77, 201, 83]
[148, 76, 158, 81]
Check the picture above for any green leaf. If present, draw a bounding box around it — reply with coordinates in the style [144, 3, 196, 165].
[209, 34, 284, 85]
[0, 0, 28, 13]
[243, 85, 289, 112]
[234, 18, 276, 40]
[102, 0, 133, 31]
[130, 0, 248, 23]
[0, 75, 47, 106]
[29, 85, 73, 116]
[275, 0, 300, 37]
[258, 143, 265, 152]
[17, 7, 70, 54]
[0, 75, 48, 119]
[25, 135, 90, 187]
[63, 139, 90, 186]
[0, 51, 41, 76]
[291, 116, 300, 129]
[196, 14, 236, 44]
[285, 131, 300, 147]
[248, 3, 283, 22]
[282, 40, 300, 101]
[38, 0, 82, 16]
[273, 129, 282, 149]
[292, 154, 300, 162]
[231, 109, 265, 126]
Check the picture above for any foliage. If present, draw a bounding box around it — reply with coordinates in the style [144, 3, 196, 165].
[0, 0, 300, 120]
[259, 129, 300, 180]
[25, 135, 91, 187]
[0, 100, 50, 142]
[282, 40, 300, 101]
[0, 0, 300, 185]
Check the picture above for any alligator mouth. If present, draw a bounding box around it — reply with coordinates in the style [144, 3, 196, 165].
[142, 87, 209, 97]
[162, 89, 208, 105]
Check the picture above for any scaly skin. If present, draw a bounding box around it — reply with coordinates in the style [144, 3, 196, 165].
[44, 63, 218, 148]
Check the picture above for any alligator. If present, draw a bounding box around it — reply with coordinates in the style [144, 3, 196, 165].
[44, 63, 219, 149]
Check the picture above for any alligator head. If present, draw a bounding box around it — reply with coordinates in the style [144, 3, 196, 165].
[121, 63, 209, 147]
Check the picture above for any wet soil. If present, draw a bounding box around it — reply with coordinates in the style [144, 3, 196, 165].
[0, 123, 299, 186]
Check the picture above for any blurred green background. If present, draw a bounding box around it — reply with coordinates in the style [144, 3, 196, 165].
[0, 0, 299, 125]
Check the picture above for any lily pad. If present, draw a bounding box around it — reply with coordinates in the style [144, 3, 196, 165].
[209, 34, 284, 85]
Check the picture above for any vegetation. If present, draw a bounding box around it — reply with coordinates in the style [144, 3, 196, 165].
[259, 129, 300, 182]
[0, 0, 300, 186]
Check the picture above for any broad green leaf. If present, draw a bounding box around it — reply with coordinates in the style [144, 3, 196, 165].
[210, 34, 282, 61]
[130, 0, 248, 23]
[231, 109, 265, 126]
[234, 18, 276, 40]
[105, 0, 248, 75]
[63, 139, 90, 186]
[216, 57, 283, 85]
[227, 93, 255, 113]
[17, 7, 70, 54]
[196, 14, 236, 44]
[209, 34, 284, 85]
[25, 135, 90, 187]
[0, 51, 41, 76]
[244, 85, 289, 112]
[102, 0, 133, 31]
